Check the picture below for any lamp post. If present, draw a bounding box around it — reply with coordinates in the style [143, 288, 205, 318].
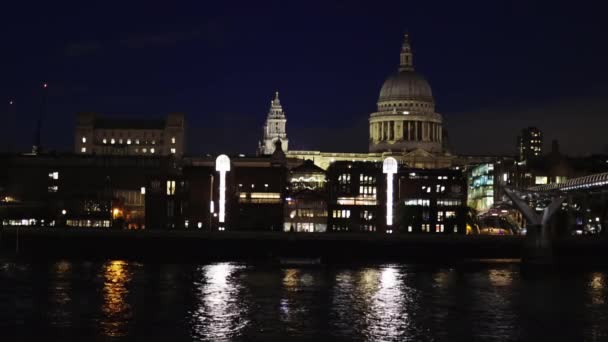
[383, 157, 398, 229]
[215, 155, 231, 230]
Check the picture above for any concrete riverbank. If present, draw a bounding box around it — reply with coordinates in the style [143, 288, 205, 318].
[0, 227, 606, 264]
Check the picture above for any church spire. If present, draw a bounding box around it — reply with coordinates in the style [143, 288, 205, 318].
[268, 90, 284, 118]
[399, 33, 414, 72]
[258, 90, 289, 155]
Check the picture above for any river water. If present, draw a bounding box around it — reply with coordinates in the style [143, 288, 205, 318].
[0, 259, 607, 341]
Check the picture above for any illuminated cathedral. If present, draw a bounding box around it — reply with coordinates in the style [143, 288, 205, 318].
[258, 34, 455, 169]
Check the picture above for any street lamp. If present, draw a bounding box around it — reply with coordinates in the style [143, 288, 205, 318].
[215, 155, 231, 226]
[383, 157, 398, 227]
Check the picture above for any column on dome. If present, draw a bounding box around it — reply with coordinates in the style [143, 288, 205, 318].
[423, 122, 427, 141]
[435, 123, 439, 142]
[395, 121, 403, 140]
[372, 123, 377, 142]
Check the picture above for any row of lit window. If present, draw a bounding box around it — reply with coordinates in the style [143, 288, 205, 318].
[359, 186, 376, 196]
[380, 101, 432, 109]
[89, 136, 176, 145]
[332, 209, 351, 218]
[80, 147, 177, 154]
[437, 211, 457, 222]
[421, 185, 446, 193]
[338, 174, 350, 184]
[404, 199, 430, 206]
[360, 174, 376, 184]
[238, 183, 270, 189]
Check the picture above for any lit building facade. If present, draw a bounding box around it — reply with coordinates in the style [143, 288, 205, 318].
[397, 168, 467, 234]
[284, 160, 328, 232]
[327, 162, 381, 232]
[0, 154, 175, 229]
[74, 112, 185, 157]
[327, 160, 467, 234]
[517, 126, 543, 161]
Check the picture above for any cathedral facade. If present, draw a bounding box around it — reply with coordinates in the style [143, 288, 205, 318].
[258, 34, 455, 169]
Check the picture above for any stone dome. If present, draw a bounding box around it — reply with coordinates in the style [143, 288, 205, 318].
[378, 70, 433, 103]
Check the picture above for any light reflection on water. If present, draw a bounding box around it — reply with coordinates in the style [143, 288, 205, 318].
[189, 262, 249, 340]
[1, 260, 608, 340]
[100, 260, 133, 337]
[47, 260, 73, 328]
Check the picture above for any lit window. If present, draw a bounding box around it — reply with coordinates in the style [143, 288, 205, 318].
[170, 148, 176, 154]
[151, 148, 155, 154]
[127, 139, 132, 145]
[167, 180, 176, 195]
[171, 137, 176, 144]
[103, 138, 107, 144]
[142, 148, 147, 153]
[152, 140, 156, 145]
[48, 185, 58, 193]
[119, 139, 123, 144]
[197, 222, 202, 229]
[136, 139, 140, 144]
[81, 147, 86, 153]
[111, 138, 115, 144]
[140, 187, 146, 195]
[81, 137, 86, 143]
[49, 171, 59, 180]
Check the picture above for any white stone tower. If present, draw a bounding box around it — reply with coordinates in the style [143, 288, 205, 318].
[258, 91, 288, 155]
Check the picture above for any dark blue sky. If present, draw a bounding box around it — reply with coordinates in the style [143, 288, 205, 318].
[1, 0, 607, 156]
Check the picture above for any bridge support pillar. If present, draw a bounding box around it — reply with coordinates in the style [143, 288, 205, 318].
[522, 224, 553, 266]
[504, 188, 564, 267]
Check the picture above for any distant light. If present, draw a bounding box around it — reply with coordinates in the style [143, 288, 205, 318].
[43, 83, 48, 88]
[61, 209, 67, 215]
[402, 111, 409, 115]
[197, 222, 202, 229]
[9, 100, 14, 105]
[140, 187, 146, 195]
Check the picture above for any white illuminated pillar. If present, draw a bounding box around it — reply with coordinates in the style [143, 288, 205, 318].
[383, 157, 398, 226]
[215, 155, 231, 224]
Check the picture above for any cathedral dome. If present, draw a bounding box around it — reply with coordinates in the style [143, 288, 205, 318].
[378, 70, 433, 103]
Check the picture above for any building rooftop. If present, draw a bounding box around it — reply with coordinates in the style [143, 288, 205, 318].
[93, 118, 166, 130]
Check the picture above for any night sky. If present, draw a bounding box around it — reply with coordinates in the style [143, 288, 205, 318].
[1, 0, 607, 156]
